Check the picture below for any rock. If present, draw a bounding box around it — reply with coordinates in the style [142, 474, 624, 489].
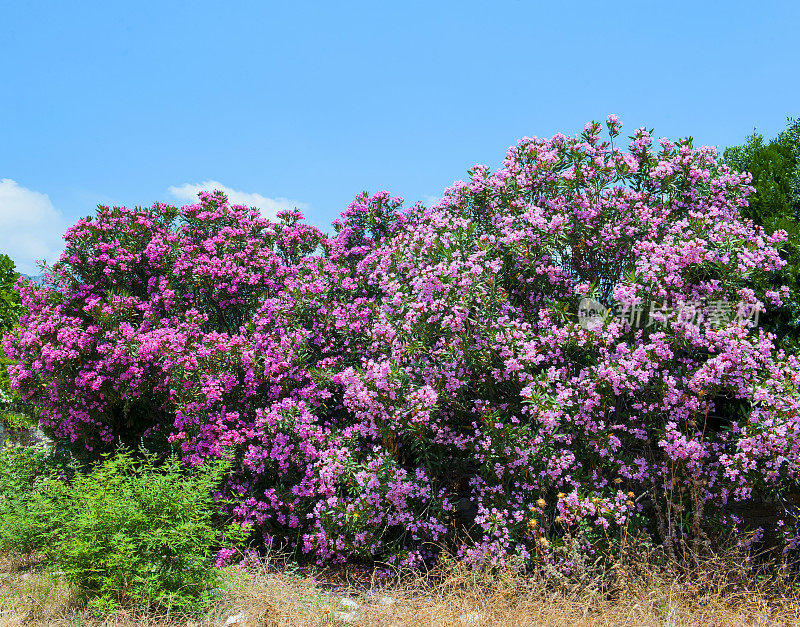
[0, 422, 51, 448]
[334, 610, 357, 623]
[378, 596, 396, 605]
[340, 597, 360, 609]
[225, 613, 245, 625]
[458, 612, 481, 624]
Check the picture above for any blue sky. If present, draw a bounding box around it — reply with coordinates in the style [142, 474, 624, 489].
[2, 0, 799, 274]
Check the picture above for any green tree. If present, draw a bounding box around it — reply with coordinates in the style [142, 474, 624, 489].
[0, 254, 21, 336]
[0, 254, 27, 422]
[723, 118, 800, 351]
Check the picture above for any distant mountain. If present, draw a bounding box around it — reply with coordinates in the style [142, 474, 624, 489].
[20, 274, 44, 284]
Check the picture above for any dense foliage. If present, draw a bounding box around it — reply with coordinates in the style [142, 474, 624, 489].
[723, 118, 800, 351]
[4, 117, 800, 570]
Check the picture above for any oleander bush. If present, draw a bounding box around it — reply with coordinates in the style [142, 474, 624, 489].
[3, 117, 800, 573]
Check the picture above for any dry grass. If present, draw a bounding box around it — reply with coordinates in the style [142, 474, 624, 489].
[1, 549, 798, 627]
[0, 553, 75, 626]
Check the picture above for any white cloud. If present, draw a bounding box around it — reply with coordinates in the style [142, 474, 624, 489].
[167, 180, 309, 221]
[0, 179, 67, 275]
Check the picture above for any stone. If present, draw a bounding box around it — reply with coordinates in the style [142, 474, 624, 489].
[334, 610, 357, 623]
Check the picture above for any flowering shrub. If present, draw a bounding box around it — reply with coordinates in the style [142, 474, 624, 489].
[4, 117, 800, 570]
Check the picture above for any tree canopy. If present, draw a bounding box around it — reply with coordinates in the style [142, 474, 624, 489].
[723, 118, 800, 350]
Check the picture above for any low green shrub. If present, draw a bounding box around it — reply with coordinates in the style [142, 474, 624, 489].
[0, 445, 246, 614]
[0, 442, 63, 555]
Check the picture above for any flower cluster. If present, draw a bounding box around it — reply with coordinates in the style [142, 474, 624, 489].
[4, 118, 800, 568]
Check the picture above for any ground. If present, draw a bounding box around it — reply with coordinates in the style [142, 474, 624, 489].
[1, 552, 798, 626]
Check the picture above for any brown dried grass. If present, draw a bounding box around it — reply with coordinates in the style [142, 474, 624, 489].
[1, 547, 798, 626]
